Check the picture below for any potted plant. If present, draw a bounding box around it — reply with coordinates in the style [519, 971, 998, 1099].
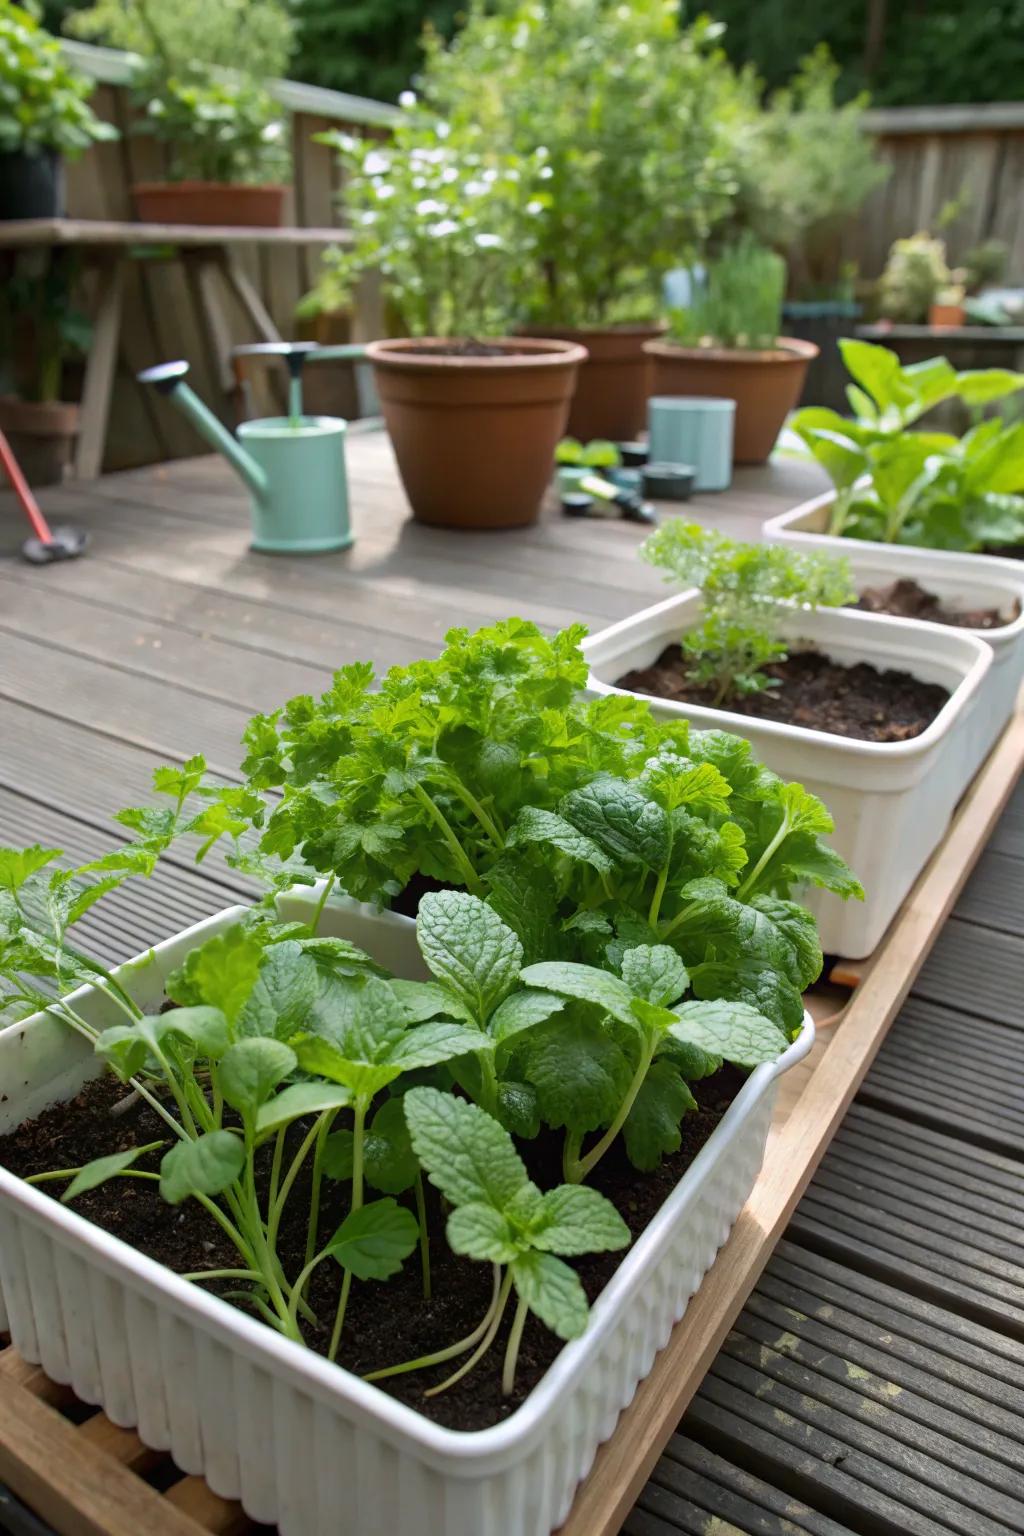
[421, 2, 740, 442]
[310, 116, 585, 529]
[875, 231, 967, 327]
[583, 524, 991, 957]
[0, 620, 851, 1534]
[645, 237, 818, 464]
[0, 1, 116, 219]
[0, 247, 90, 482]
[67, 0, 292, 226]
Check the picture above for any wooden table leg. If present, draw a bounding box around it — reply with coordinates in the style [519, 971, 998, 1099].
[75, 254, 124, 481]
[181, 250, 238, 414]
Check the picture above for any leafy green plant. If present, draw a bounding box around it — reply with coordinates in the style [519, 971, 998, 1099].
[667, 238, 786, 351]
[876, 232, 959, 324]
[421, 1, 741, 327]
[306, 110, 547, 337]
[791, 338, 1024, 548]
[556, 438, 621, 470]
[0, 1, 116, 158]
[639, 522, 855, 704]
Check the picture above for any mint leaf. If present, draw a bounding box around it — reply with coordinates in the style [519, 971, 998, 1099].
[560, 779, 669, 870]
[388, 979, 471, 1024]
[294, 1037, 400, 1100]
[620, 945, 689, 1006]
[519, 961, 636, 1026]
[507, 807, 613, 874]
[324, 1198, 419, 1281]
[489, 988, 565, 1045]
[447, 1202, 520, 1263]
[296, 936, 386, 977]
[160, 1131, 245, 1205]
[484, 856, 559, 965]
[219, 1038, 297, 1115]
[523, 1015, 633, 1133]
[511, 1249, 590, 1341]
[386, 1019, 485, 1071]
[532, 1184, 630, 1255]
[403, 1086, 529, 1210]
[495, 1079, 540, 1139]
[417, 891, 524, 1023]
[255, 1082, 350, 1135]
[623, 1059, 698, 1170]
[669, 1000, 787, 1066]
[237, 942, 319, 1040]
[749, 896, 822, 990]
[689, 958, 805, 1040]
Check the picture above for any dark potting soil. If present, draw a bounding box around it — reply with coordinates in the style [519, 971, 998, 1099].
[405, 340, 522, 359]
[0, 1063, 746, 1432]
[618, 645, 949, 743]
[853, 577, 1012, 630]
[390, 871, 451, 920]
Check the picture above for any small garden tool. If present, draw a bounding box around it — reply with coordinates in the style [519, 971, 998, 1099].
[0, 426, 88, 564]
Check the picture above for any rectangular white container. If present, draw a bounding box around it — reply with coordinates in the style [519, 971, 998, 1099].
[584, 594, 992, 957]
[763, 489, 1024, 779]
[0, 898, 812, 1536]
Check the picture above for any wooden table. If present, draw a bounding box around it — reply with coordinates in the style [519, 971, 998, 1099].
[0, 220, 350, 480]
[857, 320, 1024, 369]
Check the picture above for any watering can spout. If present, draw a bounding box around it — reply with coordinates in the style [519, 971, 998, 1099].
[137, 361, 269, 501]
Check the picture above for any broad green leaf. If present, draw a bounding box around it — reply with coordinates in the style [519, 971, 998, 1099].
[403, 1086, 529, 1211]
[388, 978, 471, 1024]
[167, 926, 263, 1024]
[560, 779, 669, 871]
[294, 1036, 399, 1100]
[523, 1015, 633, 1134]
[160, 1131, 245, 1205]
[519, 961, 636, 1025]
[512, 1249, 590, 1341]
[236, 941, 319, 1041]
[61, 1145, 157, 1203]
[218, 1038, 297, 1115]
[507, 807, 613, 874]
[447, 1202, 520, 1263]
[838, 337, 904, 415]
[158, 1006, 230, 1059]
[495, 1078, 540, 1139]
[955, 367, 1024, 408]
[669, 1000, 787, 1066]
[255, 1082, 350, 1135]
[748, 896, 822, 991]
[364, 1096, 419, 1194]
[95, 1023, 150, 1081]
[689, 959, 805, 1041]
[297, 936, 386, 977]
[620, 945, 689, 1007]
[623, 1060, 698, 1170]
[489, 987, 564, 1045]
[416, 891, 523, 1022]
[386, 1019, 486, 1070]
[531, 1184, 630, 1255]
[484, 856, 559, 965]
[324, 1198, 418, 1280]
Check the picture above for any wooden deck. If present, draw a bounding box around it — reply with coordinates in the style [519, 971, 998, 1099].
[1, 437, 1022, 1536]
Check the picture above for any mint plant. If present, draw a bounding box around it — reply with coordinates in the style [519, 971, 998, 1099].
[639, 521, 855, 705]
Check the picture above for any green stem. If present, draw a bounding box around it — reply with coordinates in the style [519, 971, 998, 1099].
[477, 1049, 499, 1118]
[501, 1293, 530, 1397]
[270, 1113, 329, 1252]
[446, 777, 504, 849]
[304, 1109, 338, 1272]
[657, 899, 701, 943]
[310, 873, 336, 934]
[566, 1034, 657, 1183]
[363, 1266, 502, 1384]
[26, 1167, 161, 1187]
[181, 1267, 264, 1283]
[409, 782, 482, 893]
[736, 811, 793, 902]
[425, 1268, 514, 1397]
[328, 1098, 366, 1362]
[648, 864, 668, 929]
[414, 1172, 431, 1302]
[268, 1127, 286, 1219]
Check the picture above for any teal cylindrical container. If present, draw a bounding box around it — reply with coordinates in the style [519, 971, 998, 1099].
[238, 416, 353, 553]
[647, 396, 735, 493]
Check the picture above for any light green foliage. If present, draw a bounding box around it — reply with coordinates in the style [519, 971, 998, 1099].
[0, 2, 116, 157]
[877, 233, 956, 324]
[68, 0, 291, 184]
[305, 111, 547, 336]
[640, 521, 855, 705]
[556, 438, 621, 470]
[667, 237, 787, 351]
[421, 1, 741, 326]
[791, 339, 1024, 550]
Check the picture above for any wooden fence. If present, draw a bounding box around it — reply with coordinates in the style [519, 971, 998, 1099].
[54, 46, 1024, 470]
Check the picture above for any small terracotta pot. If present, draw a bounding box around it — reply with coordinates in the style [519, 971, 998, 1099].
[0, 395, 80, 486]
[643, 337, 819, 464]
[518, 323, 665, 441]
[131, 182, 287, 227]
[366, 337, 587, 529]
[928, 302, 966, 328]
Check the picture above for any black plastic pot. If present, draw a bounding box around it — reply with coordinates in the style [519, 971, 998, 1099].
[0, 150, 64, 221]
[782, 301, 861, 412]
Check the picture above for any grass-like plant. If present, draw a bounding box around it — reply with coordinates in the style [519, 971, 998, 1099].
[667, 238, 786, 351]
[640, 522, 855, 705]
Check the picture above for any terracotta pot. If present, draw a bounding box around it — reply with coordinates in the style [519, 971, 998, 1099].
[0, 395, 79, 486]
[643, 337, 819, 464]
[518, 323, 664, 440]
[928, 302, 966, 328]
[366, 337, 587, 529]
[131, 182, 287, 227]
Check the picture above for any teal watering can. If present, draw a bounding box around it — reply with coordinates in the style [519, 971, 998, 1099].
[138, 341, 367, 554]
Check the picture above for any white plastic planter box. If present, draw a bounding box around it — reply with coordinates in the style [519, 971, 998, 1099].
[0, 896, 813, 1536]
[584, 594, 992, 958]
[764, 489, 1024, 778]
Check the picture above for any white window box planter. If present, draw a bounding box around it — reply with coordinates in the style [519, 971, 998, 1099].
[763, 489, 1024, 780]
[584, 594, 992, 958]
[0, 896, 813, 1536]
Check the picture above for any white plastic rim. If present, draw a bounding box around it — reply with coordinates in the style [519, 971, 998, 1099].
[0, 900, 813, 1536]
[763, 487, 1024, 780]
[583, 595, 993, 956]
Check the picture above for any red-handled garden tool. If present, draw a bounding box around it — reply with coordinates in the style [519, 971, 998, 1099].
[0, 427, 88, 564]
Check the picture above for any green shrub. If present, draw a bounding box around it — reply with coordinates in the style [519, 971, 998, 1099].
[0, 0, 116, 157]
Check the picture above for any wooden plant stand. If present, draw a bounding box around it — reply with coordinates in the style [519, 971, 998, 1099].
[1, 712, 1021, 1536]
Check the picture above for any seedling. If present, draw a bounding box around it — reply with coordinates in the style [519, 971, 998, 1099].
[640, 521, 855, 705]
[556, 437, 622, 469]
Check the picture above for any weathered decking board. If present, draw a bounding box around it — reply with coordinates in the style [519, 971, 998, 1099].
[1, 442, 1022, 1536]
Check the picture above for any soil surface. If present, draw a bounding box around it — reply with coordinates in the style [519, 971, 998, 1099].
[618, 646, 949, 743]
[854, 577, 1012, 630]
[397, 341, 525, 359]
[0, 1063, 746, 1431]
